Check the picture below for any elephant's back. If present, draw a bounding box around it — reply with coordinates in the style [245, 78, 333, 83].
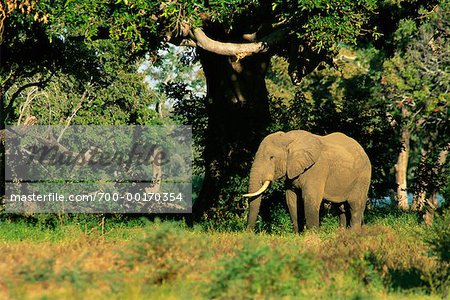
[321, 132, 371, 171]
[322, 132, 365, 152]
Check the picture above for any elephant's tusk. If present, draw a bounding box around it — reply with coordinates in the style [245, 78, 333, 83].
[243, 180, 271, 198]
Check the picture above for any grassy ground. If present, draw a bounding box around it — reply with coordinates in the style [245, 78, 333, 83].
[0, 210, 448, 300]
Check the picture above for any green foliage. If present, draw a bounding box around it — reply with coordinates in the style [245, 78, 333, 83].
[266, 56, 297, 101]
[364, 206, 420, 227]
[46, 0, 381, 55]
[421, 209, 450, 296]
[280, 0, 379, 52]
[0, 213, 156, 242]
[7, 40, 160, 126]
[45, 0, 162, 53]
[166, 49, 207, 174]
[200, 175, 249, 232]
[142, 45, 205, 116]
[260, 199, 295, 234]
[392, 19, 417, 49]
[16, 258, 56, 283]
[207, 242, 314, 299]
[350, 252, 384, 289]
[441, 174, 450, 207]
[381, 2, 450, 201]
[426, 209, 450, 263]
[15, 256, 93, 291]
[192, 175, 204, 201]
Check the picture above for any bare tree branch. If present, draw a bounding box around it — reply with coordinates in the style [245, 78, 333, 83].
[57, 80, 92, 143]
[192, 28, 267, 56]
[190, 28, 286, 57]
[179, 38, 197, 47]
[17, 86, 39, 125]
[3, 74, 52, 123]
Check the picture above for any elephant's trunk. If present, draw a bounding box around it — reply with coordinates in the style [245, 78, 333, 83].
[247, 195, 262, 231]
[246, 169, 270, 230]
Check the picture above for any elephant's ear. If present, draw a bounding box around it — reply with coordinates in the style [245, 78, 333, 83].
[287, 136, 322, 179]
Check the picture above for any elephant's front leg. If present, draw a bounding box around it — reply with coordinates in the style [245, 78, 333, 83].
[286, 189, 299, 233]
[303, 192, 321, 229]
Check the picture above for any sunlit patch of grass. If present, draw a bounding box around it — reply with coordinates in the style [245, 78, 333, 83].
[0, 221, 76, 242]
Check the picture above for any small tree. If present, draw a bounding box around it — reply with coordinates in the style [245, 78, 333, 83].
[381, 4, 450, 212]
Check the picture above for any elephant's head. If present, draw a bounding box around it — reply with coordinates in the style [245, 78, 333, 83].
[244, 130, 322, 230]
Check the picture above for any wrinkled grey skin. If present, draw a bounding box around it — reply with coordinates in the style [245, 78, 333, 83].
[247, 130, 371, 232]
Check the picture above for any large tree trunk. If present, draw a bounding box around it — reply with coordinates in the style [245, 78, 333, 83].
[192, 45, 271, 220]
[395, 125, 410, 210]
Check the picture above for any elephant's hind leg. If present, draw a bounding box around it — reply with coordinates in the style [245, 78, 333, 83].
[334, 202, 350, 228]
[348, 203, 364, 229]
[347, 183, 369, 229]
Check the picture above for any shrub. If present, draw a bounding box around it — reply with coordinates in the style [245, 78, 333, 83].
[259, 197, 294, 234]
[199, 175, 249, 232]
[423, 209, 450, 297]
[207, 242, 314, 299]
[121, 221, 205, 284]
[426, 209, 450, 263]
[16, 258, 56, 283]
[58, 263, 94, 291]
[350, 252, 384, 289]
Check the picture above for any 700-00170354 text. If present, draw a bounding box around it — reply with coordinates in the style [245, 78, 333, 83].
[8, 192, 185, 203]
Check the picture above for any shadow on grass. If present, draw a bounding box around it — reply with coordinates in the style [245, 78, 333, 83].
[388, 268, 426, 291]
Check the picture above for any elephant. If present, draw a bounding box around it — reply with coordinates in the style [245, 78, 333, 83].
[243, 130, 371, 233]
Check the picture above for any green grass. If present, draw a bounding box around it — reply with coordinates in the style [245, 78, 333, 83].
[0, 210, 448, 299]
